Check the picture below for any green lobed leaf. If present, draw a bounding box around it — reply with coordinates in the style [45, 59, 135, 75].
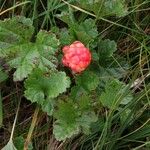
[99, 79, 133, 109]
[70, 85, 87, 100]
[76, 71, 99, 92]
[41, 99, 55, 116]
[98, 39, 117, 60]
[24, 70, 71, 104]
[77, 0, 128, 17]
[77, 111, 98, 134]
[56, 15, 98, 45]
[70, 19, 98, 45]
[0, 17, 60, 81]
[53, 100, 79, 141]
[53, 99, 97, 141]
[59, 28, 75, 45]
[53, 120, 80, 141]
[0, 16, 34, 45]
[74, 18, 98, 44]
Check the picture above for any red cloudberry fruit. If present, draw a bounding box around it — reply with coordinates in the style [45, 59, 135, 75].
[62, 41, 91, 73]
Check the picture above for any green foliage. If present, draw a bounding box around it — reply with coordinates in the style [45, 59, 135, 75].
[0, 17, 59, 81]
[76, 71, 99, 92]
[73, 18, 98, 44]
[24, 69, 70, 114]
[99, 79, 133, 109]
[14, 136, 33, 150]
[53, 100, 80, 141]
[59, 28, 75, 45]
[77, 0, 128, 17]
[0, 16, 34, 46]
[53, 98, 97, 141]
[98, 39, 117, 59]
[58, 18, 98, 45]
[1, 0, 149, 148]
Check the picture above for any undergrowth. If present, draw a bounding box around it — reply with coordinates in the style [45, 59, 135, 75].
[0, 0, 150, 150]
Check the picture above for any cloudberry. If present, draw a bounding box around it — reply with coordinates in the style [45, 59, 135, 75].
[62, 41, 91, 73]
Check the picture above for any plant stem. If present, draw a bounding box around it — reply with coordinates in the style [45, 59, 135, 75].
[10, 98, 21, 141]
[0, 90, 3, 127]
[24, 105, 40, 150]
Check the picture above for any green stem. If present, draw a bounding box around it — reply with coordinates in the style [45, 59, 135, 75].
[0, 90, 3, 127]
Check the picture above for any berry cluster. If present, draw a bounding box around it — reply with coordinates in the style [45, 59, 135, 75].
[62, 41, 91, 73]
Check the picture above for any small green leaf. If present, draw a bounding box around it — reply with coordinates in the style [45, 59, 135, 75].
[78, 94, 91, 111]
[59, 28, 74, 45]
[41, 99, 54, 116]
[71, 85, 87, 100]
[77, 0, 128, 17]
[53, 99, 97, 141]
[36, 31, 60, 54]
[76, 71, 99, 91]
[54, 101, 78, 124]
[99, 79, 133, 109]
[24, 70, 70, 104]
[53, 121, 80, 141]
[77, 111, 98, 134]
[46, 72, 71, 99]
[53, 100, 80, 141]
[0, 16, 34, 44]
[73, 18, 98, 45]
[98, 39, 117, 59]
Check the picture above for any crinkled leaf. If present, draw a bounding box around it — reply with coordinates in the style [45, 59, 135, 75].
[2, 140, 17, 150]
[59, 28, 75, 45]
[11, 32, 59, 81]
[53, 100, 79, 141]
[24, 70, 70, 104]
[46, 72, 71, 98]
[36, 31, 60, 54]
[41, 99, 55, 116]
[78, 94, 91, 111]
[71, 85, 87, 100]
[53, 100, 97, 141]
[98, 39, 117, 60]
[103, 0, 128, 17]
[54, 101, 78, 124]
[74, 19, 98, 44]
[0, 16, 34, 46]
[0, 17, 59, 81]
[53, 121, 80, 141]
[99, 79, 133, 109]
[77, 0, 128, 17]
[77, 111, 98, 134]
[57, 16, 98, 45]
[76, 71, 99, 91]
